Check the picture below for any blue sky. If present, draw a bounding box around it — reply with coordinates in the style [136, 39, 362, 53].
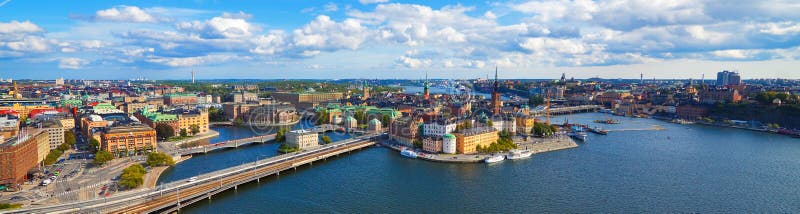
[1, 0, 800, 80]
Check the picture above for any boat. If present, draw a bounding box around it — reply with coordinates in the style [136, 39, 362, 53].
[484, 154, 505, 163]
[593, 118, 621, 124]
[400, 149, 418, 158]
[568, 126, 588, 141]
[506, 149, 533, 160]
[588, 127, 608, 135]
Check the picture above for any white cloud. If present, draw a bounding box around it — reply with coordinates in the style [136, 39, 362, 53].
[396, 55, 431, 68]
[94, 6, 159, 23]
[145, 54, 243, 67]
[711, 49, 748, 59]
[324, 2, 338, 12]
[292, 15, 370, 51]
[0, 20, 43, 35]
[58, 58, 89, 69]
[359, 0, 389, 5]
[177, 16, 256, 39]
[484, 11, 497, 19]
[759, 22, 800, 35]
[221, 11, 253, 20]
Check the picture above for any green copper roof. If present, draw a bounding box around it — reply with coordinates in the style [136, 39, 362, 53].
[93, 103, 116, 110]
[443, 133, 455, 139]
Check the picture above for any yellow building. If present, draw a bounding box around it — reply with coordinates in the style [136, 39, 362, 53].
[100, 125, 157, 157]
[454, 127, 499, 154]
[177, 110, 209, 135]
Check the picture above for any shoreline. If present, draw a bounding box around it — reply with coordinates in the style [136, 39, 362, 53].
[144, 155, 191, 189]
[380, 136, 579, 163]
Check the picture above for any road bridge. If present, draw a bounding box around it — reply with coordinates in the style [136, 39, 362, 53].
[8, 133, 386, 214]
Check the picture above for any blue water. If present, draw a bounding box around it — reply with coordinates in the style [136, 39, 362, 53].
[170, 113, 800, 212]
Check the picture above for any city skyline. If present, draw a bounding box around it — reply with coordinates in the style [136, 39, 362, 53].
[2, 0, 800, 79]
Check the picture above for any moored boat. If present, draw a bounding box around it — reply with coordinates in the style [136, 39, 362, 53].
[400, 149, 418, 158]
[484, 154, 505, 163]
[506, 149, 533, 160]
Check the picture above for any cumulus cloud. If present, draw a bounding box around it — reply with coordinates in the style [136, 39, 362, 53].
[58, 57, 89, 69]
[93, 6, 159, 23]
[177, 16, 256, 39]
[0, 20, 43, 35]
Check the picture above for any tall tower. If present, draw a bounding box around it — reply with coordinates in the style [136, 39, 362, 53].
[423, 73, 430, 100]
[640, 73, 644, 84]
[362, 80, 370, 101]
[492, 67, 501, 115]
[191, 69, 195, 84]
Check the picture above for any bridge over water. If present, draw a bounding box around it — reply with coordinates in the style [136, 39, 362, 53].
[9, 133, 386, 214]
[531, 105, 603, 116]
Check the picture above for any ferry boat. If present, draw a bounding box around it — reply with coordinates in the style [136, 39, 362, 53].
[588, 127, 608, 135]
[400, 149, 418, 158]
[506, 150, 533, 160]
[568, 126, 588, 141]
[484, 154, 505, 163]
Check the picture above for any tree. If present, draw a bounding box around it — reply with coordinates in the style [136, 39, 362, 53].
[278, 143, 298, 153]
[88, 138, 100, 152]
[94, 150, 114, 165]
[189, 124, 200, 136]
[64, 131, 76, 146]
[354, 110, 367, 125]
[155, 124, 175, 140]
[529, 95, 545, 106]
[487, 120, 494, 127]
[44, 149, 64, 165]
[119, 164, 145, 189]
[464, 120, 472, 129]
[208, 106, 226, 122]
[275, 128, 288, 142]
[179, 128, 188, 137]
[57, 143, 70, 151]
[321, 135, 332, 144]
[382, 114, 391, 126]
[412, 140, 422, 149]
[146, 152, 176, 167]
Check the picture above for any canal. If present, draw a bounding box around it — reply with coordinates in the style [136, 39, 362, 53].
[172, 113, 800, 212]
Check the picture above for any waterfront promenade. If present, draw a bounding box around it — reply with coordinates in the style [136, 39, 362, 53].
[381, 135, 578, 163]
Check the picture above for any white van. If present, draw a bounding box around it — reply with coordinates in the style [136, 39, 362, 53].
[41, 179, 52, 186]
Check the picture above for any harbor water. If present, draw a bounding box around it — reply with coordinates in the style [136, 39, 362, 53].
[166, 113, 800, 213]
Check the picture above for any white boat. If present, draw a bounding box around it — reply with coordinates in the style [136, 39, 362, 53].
[484, 154, 505, 163]
[506, 150, 533, 160]
[400, 149, 418, 158]
[568, 132, 588, 141]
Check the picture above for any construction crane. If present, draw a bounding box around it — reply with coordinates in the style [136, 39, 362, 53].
[545, 90, 551, 125]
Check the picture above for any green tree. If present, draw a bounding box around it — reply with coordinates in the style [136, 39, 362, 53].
[88, 138, 100, 152]
[179, 128, 188, 137]
[275, 128, 288, 142]
[487, 120, 494, 127]
[93, 150, 114, 165]
[189, 124, 200, 136]
[119, 164, 145, 189]
[57, 143, 70, 151]
[382, 114, 391, 126]
[155, 124, 175, 140]
[64, 131, 76, 146]
[412, 140, 423, 149]
[146, 152, 176, 167]
[321, 135, 332, 144]
[44, 149, 64, 165]
[278, 143, 298, 153]
[354, 110, 367, 125]
[529, 95, 545, 106]
[464, 120, 472, 129]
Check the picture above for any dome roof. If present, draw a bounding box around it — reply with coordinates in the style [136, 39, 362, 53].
[344, 116, 356, 122]
[369, 118, 381, 125]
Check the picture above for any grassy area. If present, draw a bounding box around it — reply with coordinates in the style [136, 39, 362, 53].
[0, 203, 22, 210]
[166, 136, 191, 142]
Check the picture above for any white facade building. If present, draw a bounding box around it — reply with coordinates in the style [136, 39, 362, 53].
[286, 130, 319, 150]
[423, 121, 457, 136]
[442, 133, 456, 154]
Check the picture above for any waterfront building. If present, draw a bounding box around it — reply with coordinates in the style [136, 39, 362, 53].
[516, 116, 535, 134]
[222, 103, 297, 124]
[422, 136, 443, 153]
[138, 108, 209, 136]
[272, 92, 344, 109]
[0, 134, 39, 187]
[229, 91, 258, 103]
[389, 117, 423, 147]
[286, 130, 319, 150]
[699, 88, 742, 104]
[454, 127, 499, 154]
[368, 118, 382, 133]
[100, 124, 157, 157]
[164, 93, 198, 106]
[442, 133, 456, 154]
[423, 120, 457, 136]
[676, 105, 711, 119]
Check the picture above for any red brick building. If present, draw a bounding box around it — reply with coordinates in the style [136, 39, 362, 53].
[676, 105, 710, 119]
[0, 136, 39, 186]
